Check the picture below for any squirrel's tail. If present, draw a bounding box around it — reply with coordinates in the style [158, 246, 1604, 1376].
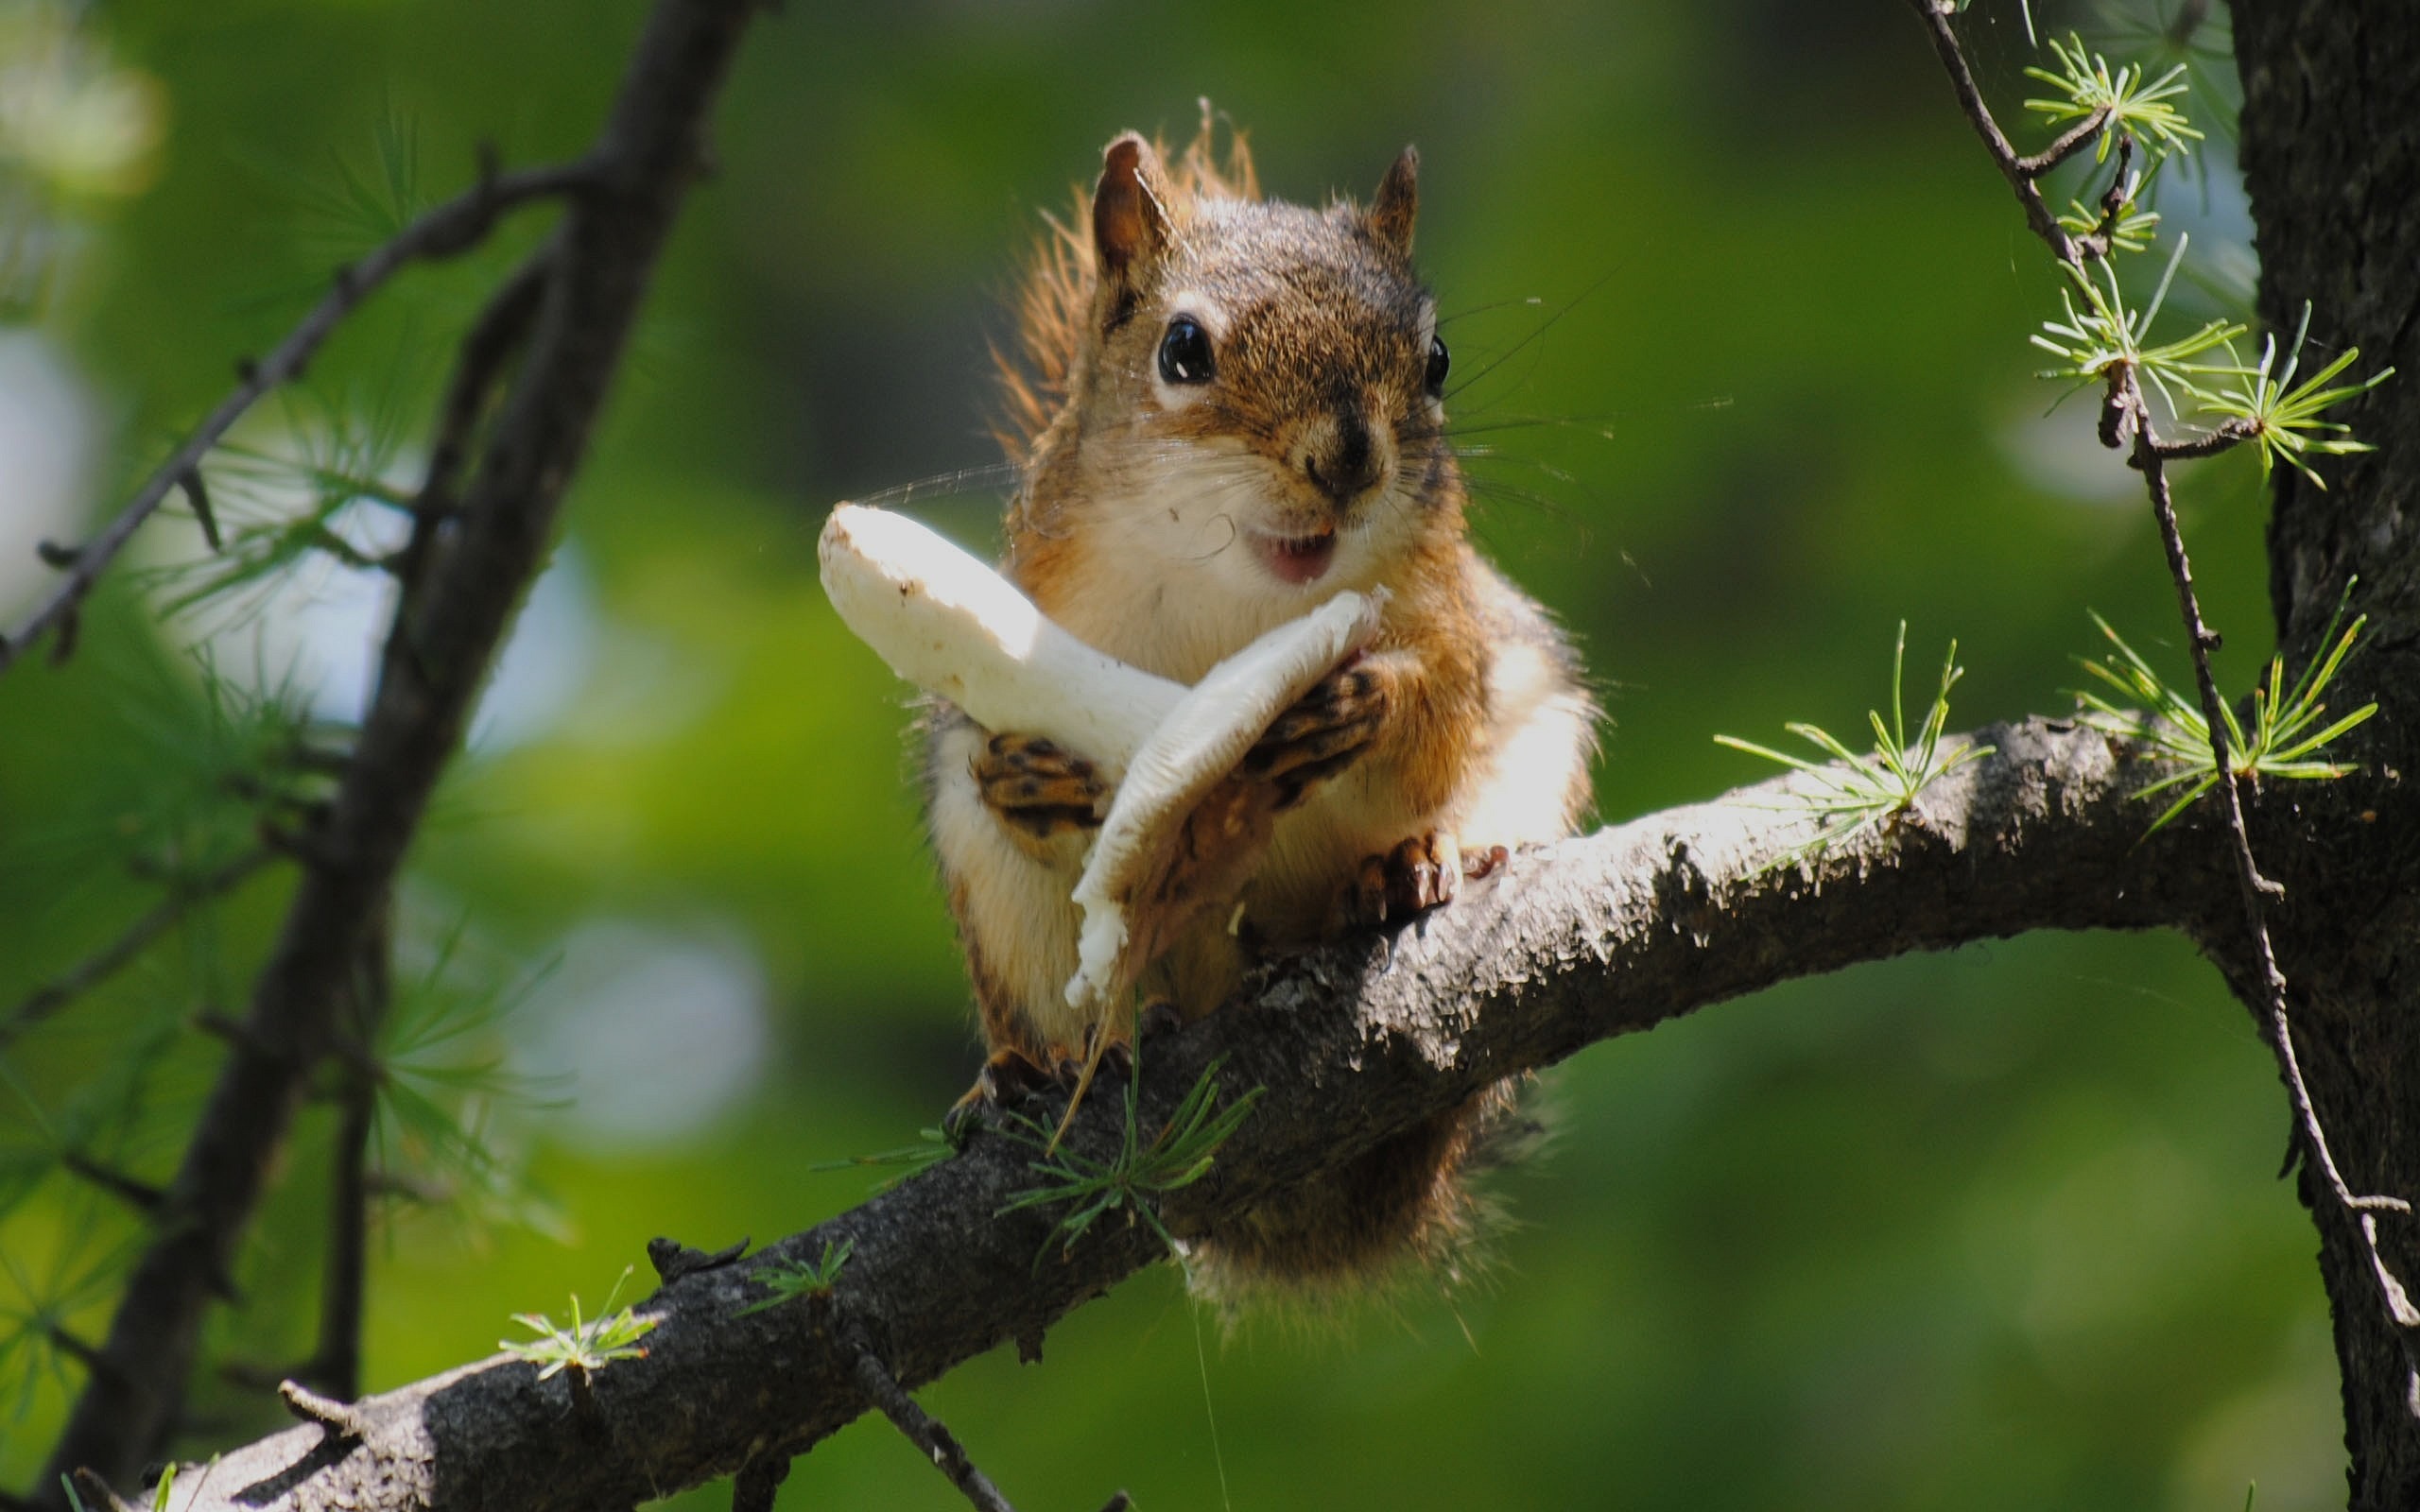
[1182, 1075, 1541, 1316]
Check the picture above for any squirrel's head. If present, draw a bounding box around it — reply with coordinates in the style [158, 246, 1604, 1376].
[1007, 128, 1458, 609]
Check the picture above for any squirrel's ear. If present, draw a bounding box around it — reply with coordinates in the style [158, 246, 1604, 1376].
[1367, 146, 1418, 257]
[1093, 133, 1174, 290]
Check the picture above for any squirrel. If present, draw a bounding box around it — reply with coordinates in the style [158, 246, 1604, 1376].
[923, 113, 1598, 1304]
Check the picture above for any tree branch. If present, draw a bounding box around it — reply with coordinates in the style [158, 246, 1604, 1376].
[131, 718, 2300, 1512]
[306, 915, 393, 1403]
[29, 1, 762, 1501]
[840, 1319, 1021, 1512]
[0, 848, 280, 1048]
[0, 162, 595, 678]
[1901, 0, 2091, 265]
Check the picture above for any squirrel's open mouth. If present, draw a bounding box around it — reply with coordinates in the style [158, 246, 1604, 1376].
[1252, 525, 1338, 585]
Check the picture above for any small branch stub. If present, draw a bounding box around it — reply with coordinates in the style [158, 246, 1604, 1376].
[730, 1457, 788, 1512]
[277, 1380, 370, 1441]
[842, 1323, 1021, 1512]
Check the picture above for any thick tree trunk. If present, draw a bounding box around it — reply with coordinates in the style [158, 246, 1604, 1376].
[2232, 6, 2420, 1506]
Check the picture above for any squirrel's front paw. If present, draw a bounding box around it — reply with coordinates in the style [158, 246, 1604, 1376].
[974, 731, 1108, 841]
[1341, 831, 1462, 927]
[1240, 654, 1393, 807]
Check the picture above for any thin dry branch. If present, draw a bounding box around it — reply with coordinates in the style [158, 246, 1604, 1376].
[0, 848, 280, 1047]
[841, 1321, 1021, 1512]
[119, 718, 2289, 1512]
[1903, 0, 2096, 264]
[309, 917, 392, 1403]
[2123, 377, 2420, 1383]
[0, 160, 596, 678]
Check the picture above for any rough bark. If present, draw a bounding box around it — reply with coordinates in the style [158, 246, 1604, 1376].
[122, 717, 2321, 1512]
[2233, 5, 2420, 1505]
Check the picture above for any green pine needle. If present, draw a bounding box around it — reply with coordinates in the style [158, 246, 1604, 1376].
[500, 1266, 658, 1381]
[371, 923, 569, 1239]
[2052, 153, 2165, 254]
[2031, 235, 2243, 416]
[809, 1125, 963, 1192]
[2024, 32, 2204, 161]
[2055, 196, 2160, 255]
[140, 388, 416, 629]
[738, 1238, 856, 1315]
[997, 1057, 1262, 1268]
[2072, 592, 2378, 833]
[250, 106, 428, 262]
[2079, 0, 2239, 156]
[0, 1225, 139, 1435]
[147, 1455, 216, 1512]
[1716, 624, 1996, 866]
[2187, 301, 2394, 488]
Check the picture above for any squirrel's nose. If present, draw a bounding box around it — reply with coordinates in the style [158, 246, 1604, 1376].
[1302, 411, 1384, 507]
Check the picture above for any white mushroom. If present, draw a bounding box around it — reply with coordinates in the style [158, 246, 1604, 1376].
[819, 502, 1380, 1019]
[818, 503, 1184, 780]
[1065, 589, 1379, 1014]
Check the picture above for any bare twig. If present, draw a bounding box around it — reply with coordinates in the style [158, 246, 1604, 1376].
[0, 159, 596, 678]
[43, 1327, 107, 1378]
[416, 253, 553, 522]
[1903, 0, 2093, 265]
[2021, 109, 2114, 180]
[730, 1457, 788, 1512]
[308, 918, 390, 1402]
[0, 849, 280, 1047]
[2122, 377, 2420, 1388]
[58, 1154, 165, 1218]
[841, 1321, 1019, 1512]
[2146, 416, 2259, 461]
[67, 1469, 128, 1512]
[180, 469, 220, 554]
[377, 249, 554, 696]
[2085, 131, 2138, 248]
[276, 1380, 370, 1441]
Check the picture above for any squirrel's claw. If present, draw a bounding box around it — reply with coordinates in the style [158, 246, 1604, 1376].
[1135, 995, 1185, 1043]
[1340, 831, 1462, 929]
[969, 1044, 1059, 1110]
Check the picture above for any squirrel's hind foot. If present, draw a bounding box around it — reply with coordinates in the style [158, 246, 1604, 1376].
[947, 1010, 1171, 1137]
[1337, 831, 1483, 929]
[943, 1046, 1058, 1139]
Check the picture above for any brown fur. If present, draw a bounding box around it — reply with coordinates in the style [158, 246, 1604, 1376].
[993, 109, 1261, 482]
[929, 112, 1599, 1309]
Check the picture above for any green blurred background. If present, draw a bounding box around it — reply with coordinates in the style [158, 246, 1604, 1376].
[0, 0, 2335, 1507]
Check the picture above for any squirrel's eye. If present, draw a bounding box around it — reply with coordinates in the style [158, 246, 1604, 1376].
[1424, 335, 1450, 397]
[1158, 318, 1216, 385]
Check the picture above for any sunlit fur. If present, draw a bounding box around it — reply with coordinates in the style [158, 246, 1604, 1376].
[930, 114, 1599, 1306]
